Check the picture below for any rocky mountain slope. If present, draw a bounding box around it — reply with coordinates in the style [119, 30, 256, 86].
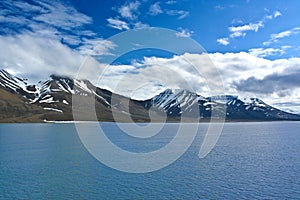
[0, 69, 299, 123]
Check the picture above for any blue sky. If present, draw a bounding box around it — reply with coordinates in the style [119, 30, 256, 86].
[0, 0, 300, 113]
[90, 0, 300, 58]
[9, 0, 298, 58]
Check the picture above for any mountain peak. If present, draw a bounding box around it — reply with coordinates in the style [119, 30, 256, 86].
[1, 69, 300, 122]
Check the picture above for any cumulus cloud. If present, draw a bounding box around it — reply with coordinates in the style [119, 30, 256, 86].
[215, 5, 225, 11]
[77, 38, 117, 56]
[2, 0, 42, 13]
[134, 22, 150, 29]
[209, 52, 272, 83]
[273, 11, 282, 18]
[0, 0, 117, 81]
[118, 1, 140, 20]
[248, 46, 291, 58]
[209, 52, 300, 112]
[230, 23, 260, 33]
[148, 3, 189, 20]
[229, 31, 246, 38]
[218, 10, 281, 45]
[82, 52, 300, 113]
[0, 0, 117, 58]
[149, 2, 163, 16]
[107, 18, 130, 30]
[0, 0, 92, 35]
[234, 72, 300, 95]
[263, 27, 300, 45]
[1, 32, 300, 112]
[273, 30, 295, 39]
[1, 0, 299, 113]
[107, 18, 148, 30]
[229, 21, 264, 38]
[95, 53, 215, 99]
[33, 1, 92, 30]
[0, 34, 84, 82]
[176, 28, 193, 38]
[265, 10, 282, 20]
[217, 21, 264, 46]
[165, 1, 177, 5]
[108, 1, 150, 31]
[217, 38, 230, 46]
[166, 10, 189, 19]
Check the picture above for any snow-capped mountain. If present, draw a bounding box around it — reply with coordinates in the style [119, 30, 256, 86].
[34, 75, 111, 107]
[0, 69, 299, 122]
[0, 69, 39, 100]
[152, 89, 201, 115]
[0, 70, 116, 121]
[224, 95, 296, 120]
[150, 89, 300, 121]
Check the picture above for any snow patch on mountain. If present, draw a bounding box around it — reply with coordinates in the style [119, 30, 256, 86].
[0, 69, 39, 100]
[43, 107, 63, 113]
[1, 69, 300, 121]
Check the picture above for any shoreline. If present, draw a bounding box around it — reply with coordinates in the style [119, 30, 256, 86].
[1, 119, 300, 124]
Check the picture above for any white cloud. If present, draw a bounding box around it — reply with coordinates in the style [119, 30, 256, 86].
[0, 0, 44, 25]
[274, 11, 282, 18]
[96, 53, 218, 99]
[217, 38, 230, 46]
[221, 11, 281, 44]
[107, 18, 130, 30]
[0, 0, 117, 82]
[248, 47, 287, 58]
[266, 15, 274, 20]
[229, 22, 264, 32]
[0, 34, 109, 87]
[77, 38, 117, 56]
[229, 21, 264, 38]
[263, 10, 282, 20]
[272, 30, 293, 39]
[134, 22, 150, 29]
[229, 31, 246, 38]
[0, 34, 84, 82]
[3, 0, 42, 13]
[1, 1, 299, 113]
[109, 1, 149, 30]
[215, 5, 225, 11]
[33, 1, 92, 30]
[166, 10, 189, 19]
[166, 1, 176, 5]
[209, 52, 272, 83]
[1, 0, 116, 57]
[208, 52, 300, 113]
[264, 27, 300, 45]
[149, 2, 163, 16]
[231, 19, 244, 24]
[271, 28, 300, 41]
[86, 52, 300, 113]
[176, 28, 193, 38]
[118, 1, 140, 20]
[0, 15, 29, 25]
[215, 4, 237, 11]
[0, 0, 105, 52]
[1, 31, 300, 112]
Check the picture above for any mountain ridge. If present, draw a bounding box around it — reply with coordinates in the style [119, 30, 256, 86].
[0, 69, 299, 123]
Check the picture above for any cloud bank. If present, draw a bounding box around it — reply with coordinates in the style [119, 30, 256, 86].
[0, 0, 299, 113]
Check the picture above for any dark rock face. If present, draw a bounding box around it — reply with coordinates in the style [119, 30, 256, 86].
[0, 69, 299, 122]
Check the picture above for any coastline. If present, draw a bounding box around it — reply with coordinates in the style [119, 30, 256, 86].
[1, 118, 299, 124]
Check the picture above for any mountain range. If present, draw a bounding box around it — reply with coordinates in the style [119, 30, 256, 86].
[0, 69, 299, 123]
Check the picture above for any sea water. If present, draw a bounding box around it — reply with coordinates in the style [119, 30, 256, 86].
[0, 122, 299, 199]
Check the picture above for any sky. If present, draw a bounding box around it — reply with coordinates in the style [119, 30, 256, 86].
[0, 0, 300, 113]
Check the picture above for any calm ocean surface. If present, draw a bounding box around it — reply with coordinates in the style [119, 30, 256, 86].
[0, 122, 300, 199]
